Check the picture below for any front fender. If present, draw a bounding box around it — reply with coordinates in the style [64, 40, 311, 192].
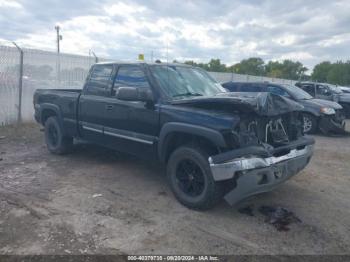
[301, 109, 320, 117]
[158, 122, 227, 162]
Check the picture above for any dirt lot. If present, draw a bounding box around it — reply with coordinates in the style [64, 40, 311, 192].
[0, 122, 350, 255]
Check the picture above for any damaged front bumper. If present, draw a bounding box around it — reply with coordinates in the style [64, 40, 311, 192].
[209, 137, 314, 205]
[319, 113, 346, 134]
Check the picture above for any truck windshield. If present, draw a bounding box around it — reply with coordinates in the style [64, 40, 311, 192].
[150, 65, 226, 99]
[282, 84, 313, 100]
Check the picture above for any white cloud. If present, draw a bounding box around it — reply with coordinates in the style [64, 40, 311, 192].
[279, 51, 314, 61]
[1, 0, 350, 69]
[105, 2, 148, 16]
[318, 33, 350, 47]
[0, 0, 22, 8]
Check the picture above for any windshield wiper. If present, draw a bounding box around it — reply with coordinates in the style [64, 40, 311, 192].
[173, 92, 203, 98]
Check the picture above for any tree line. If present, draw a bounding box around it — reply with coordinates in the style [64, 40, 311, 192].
[312, 61, 350, 86]
[183, 58, 350, 86]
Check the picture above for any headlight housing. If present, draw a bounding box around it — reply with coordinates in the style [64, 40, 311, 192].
[320, 107, 336, 115]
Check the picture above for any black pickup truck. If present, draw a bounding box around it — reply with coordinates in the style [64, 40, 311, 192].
[34, 62, 314, 210]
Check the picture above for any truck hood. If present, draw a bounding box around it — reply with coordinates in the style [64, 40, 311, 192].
[171, 92, 304, 116]
[298, 98, 342, 110]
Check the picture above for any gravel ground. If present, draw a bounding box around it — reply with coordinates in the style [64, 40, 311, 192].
[0, 121, 349, 255]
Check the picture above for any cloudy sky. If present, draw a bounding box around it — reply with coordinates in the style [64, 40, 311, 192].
[0, 0, 349, 70]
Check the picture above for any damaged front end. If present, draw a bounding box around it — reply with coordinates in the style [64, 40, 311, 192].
[319, 109, 346, 134]
[208, 93, 315, 205]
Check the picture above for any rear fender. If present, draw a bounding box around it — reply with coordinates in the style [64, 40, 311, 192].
[39, 103, 63, 127]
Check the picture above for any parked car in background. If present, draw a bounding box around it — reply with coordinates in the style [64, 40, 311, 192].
[296, 82, 350, 118]
[34, 62, 314, 209]
[338, 85, 350, 94]
[222, 81, 345, 134]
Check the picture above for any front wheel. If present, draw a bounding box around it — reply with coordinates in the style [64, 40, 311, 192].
[166, 146, 224, 210]
[44, 116, 73, 154]
[302, 114, 318, 134]
[342, 104, 350, 118]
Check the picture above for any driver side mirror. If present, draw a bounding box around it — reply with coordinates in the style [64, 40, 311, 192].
[116, 86, 153, 102]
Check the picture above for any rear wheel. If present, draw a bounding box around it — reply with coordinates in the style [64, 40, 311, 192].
[45, 116, 73, 154]
[302, 114, 317, 134]
[166, 145, 224, 210]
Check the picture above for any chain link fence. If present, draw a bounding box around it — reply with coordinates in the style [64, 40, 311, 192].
[0, 44, 298, 126]
[209, 71, 298, 86]
[0, 44, 102, 125]
[21, 48, 101, 123]
[0, 45, 20, 125]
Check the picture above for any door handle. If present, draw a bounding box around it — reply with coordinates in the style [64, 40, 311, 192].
[105, 105, 114, 111]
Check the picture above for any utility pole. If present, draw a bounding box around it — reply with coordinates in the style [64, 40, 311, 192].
[54, 25, 62, 53]
[12, 42, 23, 124]
[55, 25, 62, 84]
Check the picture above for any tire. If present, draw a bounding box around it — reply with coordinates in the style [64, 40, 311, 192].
[44, 116, 73, 154]
[166, 145, 224, 210]
[342, 104, 350, 119]
[302, 114, 318, 134]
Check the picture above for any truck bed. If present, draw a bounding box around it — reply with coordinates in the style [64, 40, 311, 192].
[34, 89, 82, 137]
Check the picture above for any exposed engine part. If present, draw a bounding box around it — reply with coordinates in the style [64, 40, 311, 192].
[232, 112, 302, 149]
[247, 120, 257, 132]
[265, 118, 289, 145]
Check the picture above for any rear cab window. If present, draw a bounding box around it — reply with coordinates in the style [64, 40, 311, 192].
[86, 64, 114, 95]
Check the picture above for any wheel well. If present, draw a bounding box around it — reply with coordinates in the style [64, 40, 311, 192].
[41, 109, 57, 125]
[163, 132, 219, 163]
[301, 111, 318, 119]
[339, 103, 350, 116]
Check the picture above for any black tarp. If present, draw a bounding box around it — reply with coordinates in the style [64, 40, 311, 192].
[171, 92, 304, 116]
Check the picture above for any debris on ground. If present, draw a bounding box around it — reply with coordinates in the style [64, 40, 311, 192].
[0, 158, 2, 161]
[92, 194, 103, 198]
[238, 205, 255, 216]
[258, 205, 301, 231]
[0, 136, 6, 139]
[237, 205, 302, 231]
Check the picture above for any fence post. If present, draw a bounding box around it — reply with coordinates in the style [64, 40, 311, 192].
[91, 50, 98, 63]
[12, 42, 23, 124]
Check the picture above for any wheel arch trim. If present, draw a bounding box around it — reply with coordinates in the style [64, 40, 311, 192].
[158, 122, 227, 162]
